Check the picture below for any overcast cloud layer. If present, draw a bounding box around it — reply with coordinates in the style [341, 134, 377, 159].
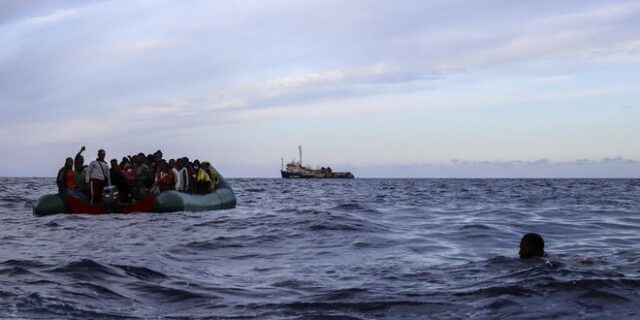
[1, 0, 639, 177]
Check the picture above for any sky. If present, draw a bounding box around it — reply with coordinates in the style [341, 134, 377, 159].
[1, 0, 639, 177]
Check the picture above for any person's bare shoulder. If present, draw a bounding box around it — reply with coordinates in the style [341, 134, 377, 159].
[576, 257, 591, 264]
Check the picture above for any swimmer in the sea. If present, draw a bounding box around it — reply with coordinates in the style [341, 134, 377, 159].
[519, 233, 545, 259]
[519, 233, 590, 264]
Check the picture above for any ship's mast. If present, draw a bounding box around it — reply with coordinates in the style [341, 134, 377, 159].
[298, 145, 302, 166]
[281, 157, 284, 171]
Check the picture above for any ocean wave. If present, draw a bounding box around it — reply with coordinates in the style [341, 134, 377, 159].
[1, 259, 51, 269]
[454, 285, 537, 298]
[64, 282, 132, 302]
[330, 203, 380, 214]
[11, 292, 136, 320]
[112, 264, 168, 282]
[0, 266, 36, 277]
[2, 178, 640, 319]
[127, 283, 218, 303]
[265, 299, 462, 319]
[51, 259, 121, 278]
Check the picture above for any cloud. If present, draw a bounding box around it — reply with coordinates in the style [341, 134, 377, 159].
[529, 1, 640, 30]
[600, 157, 638, 165]
[25, 8, 80, 25]
[260, 63, 400, 94]
[0, 0, 91, 24]
[2, 1, 638, 118]
[1, 1, 639, 177]
[2, 79, 631, 148]
[134, 101, 189, 116]
[0, 118, 113, 147]
[107, 38, 180, 57]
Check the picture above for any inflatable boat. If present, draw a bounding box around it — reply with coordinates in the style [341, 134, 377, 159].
[32, 174, 236, 216]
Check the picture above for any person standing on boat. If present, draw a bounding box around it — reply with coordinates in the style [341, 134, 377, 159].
[73, 146, 87, 196]
[86, 149, 110, 204]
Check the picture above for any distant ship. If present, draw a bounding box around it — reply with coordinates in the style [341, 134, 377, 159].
[281, 146, 354, 179]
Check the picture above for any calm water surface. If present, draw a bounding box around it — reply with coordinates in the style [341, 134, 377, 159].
[1, 178, 639, 319]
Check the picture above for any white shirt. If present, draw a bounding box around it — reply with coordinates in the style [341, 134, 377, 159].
[86, 159, 110, 184]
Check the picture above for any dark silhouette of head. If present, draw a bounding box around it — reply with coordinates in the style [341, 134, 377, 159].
[64, 157, 73, 169]
[519, 233, 545, 259]
[153, 150, 163, 163]
[97, 149, 106, 161]
[158, 159, 168, 171]
[74, 155, 84, 170]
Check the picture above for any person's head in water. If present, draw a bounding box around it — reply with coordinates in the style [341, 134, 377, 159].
[519, 233, 545, 259]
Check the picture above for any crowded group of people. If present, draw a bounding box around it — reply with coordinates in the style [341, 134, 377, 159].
[57, 147, 219, 204]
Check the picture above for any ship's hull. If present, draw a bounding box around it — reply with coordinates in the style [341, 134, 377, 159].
[281, 170, 354, 179]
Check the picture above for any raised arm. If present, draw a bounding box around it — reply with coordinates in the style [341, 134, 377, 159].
[75, 145, 86, 160]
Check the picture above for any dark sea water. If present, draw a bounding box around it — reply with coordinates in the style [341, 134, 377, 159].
[1, 178, 639, 319]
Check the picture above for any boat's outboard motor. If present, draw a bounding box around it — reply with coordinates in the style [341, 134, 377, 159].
[102, 186, 119, 212]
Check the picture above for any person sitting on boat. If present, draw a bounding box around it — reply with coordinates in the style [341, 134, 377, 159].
[183, 157, 195, 193]
[119, 156, 131, 169]
[57, 157, 88, 201]
[151, 150, 163, 172]
[133, 154, 152, 200]
[168, 158, 181, 189]
[195, 161, 212, 194]
[203, 161, 219, 192]
[192, 160, 201, 192]
[110, 158, 130, 203]
[110, 159, 123, 181]
[122, 162, 136, 200]
[174, 158, 189, 192]
[86, 149, 111, 204]
[151, 160, 175, 194]
[56, 157, 75, 195]
[73, 146, 87, 196]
